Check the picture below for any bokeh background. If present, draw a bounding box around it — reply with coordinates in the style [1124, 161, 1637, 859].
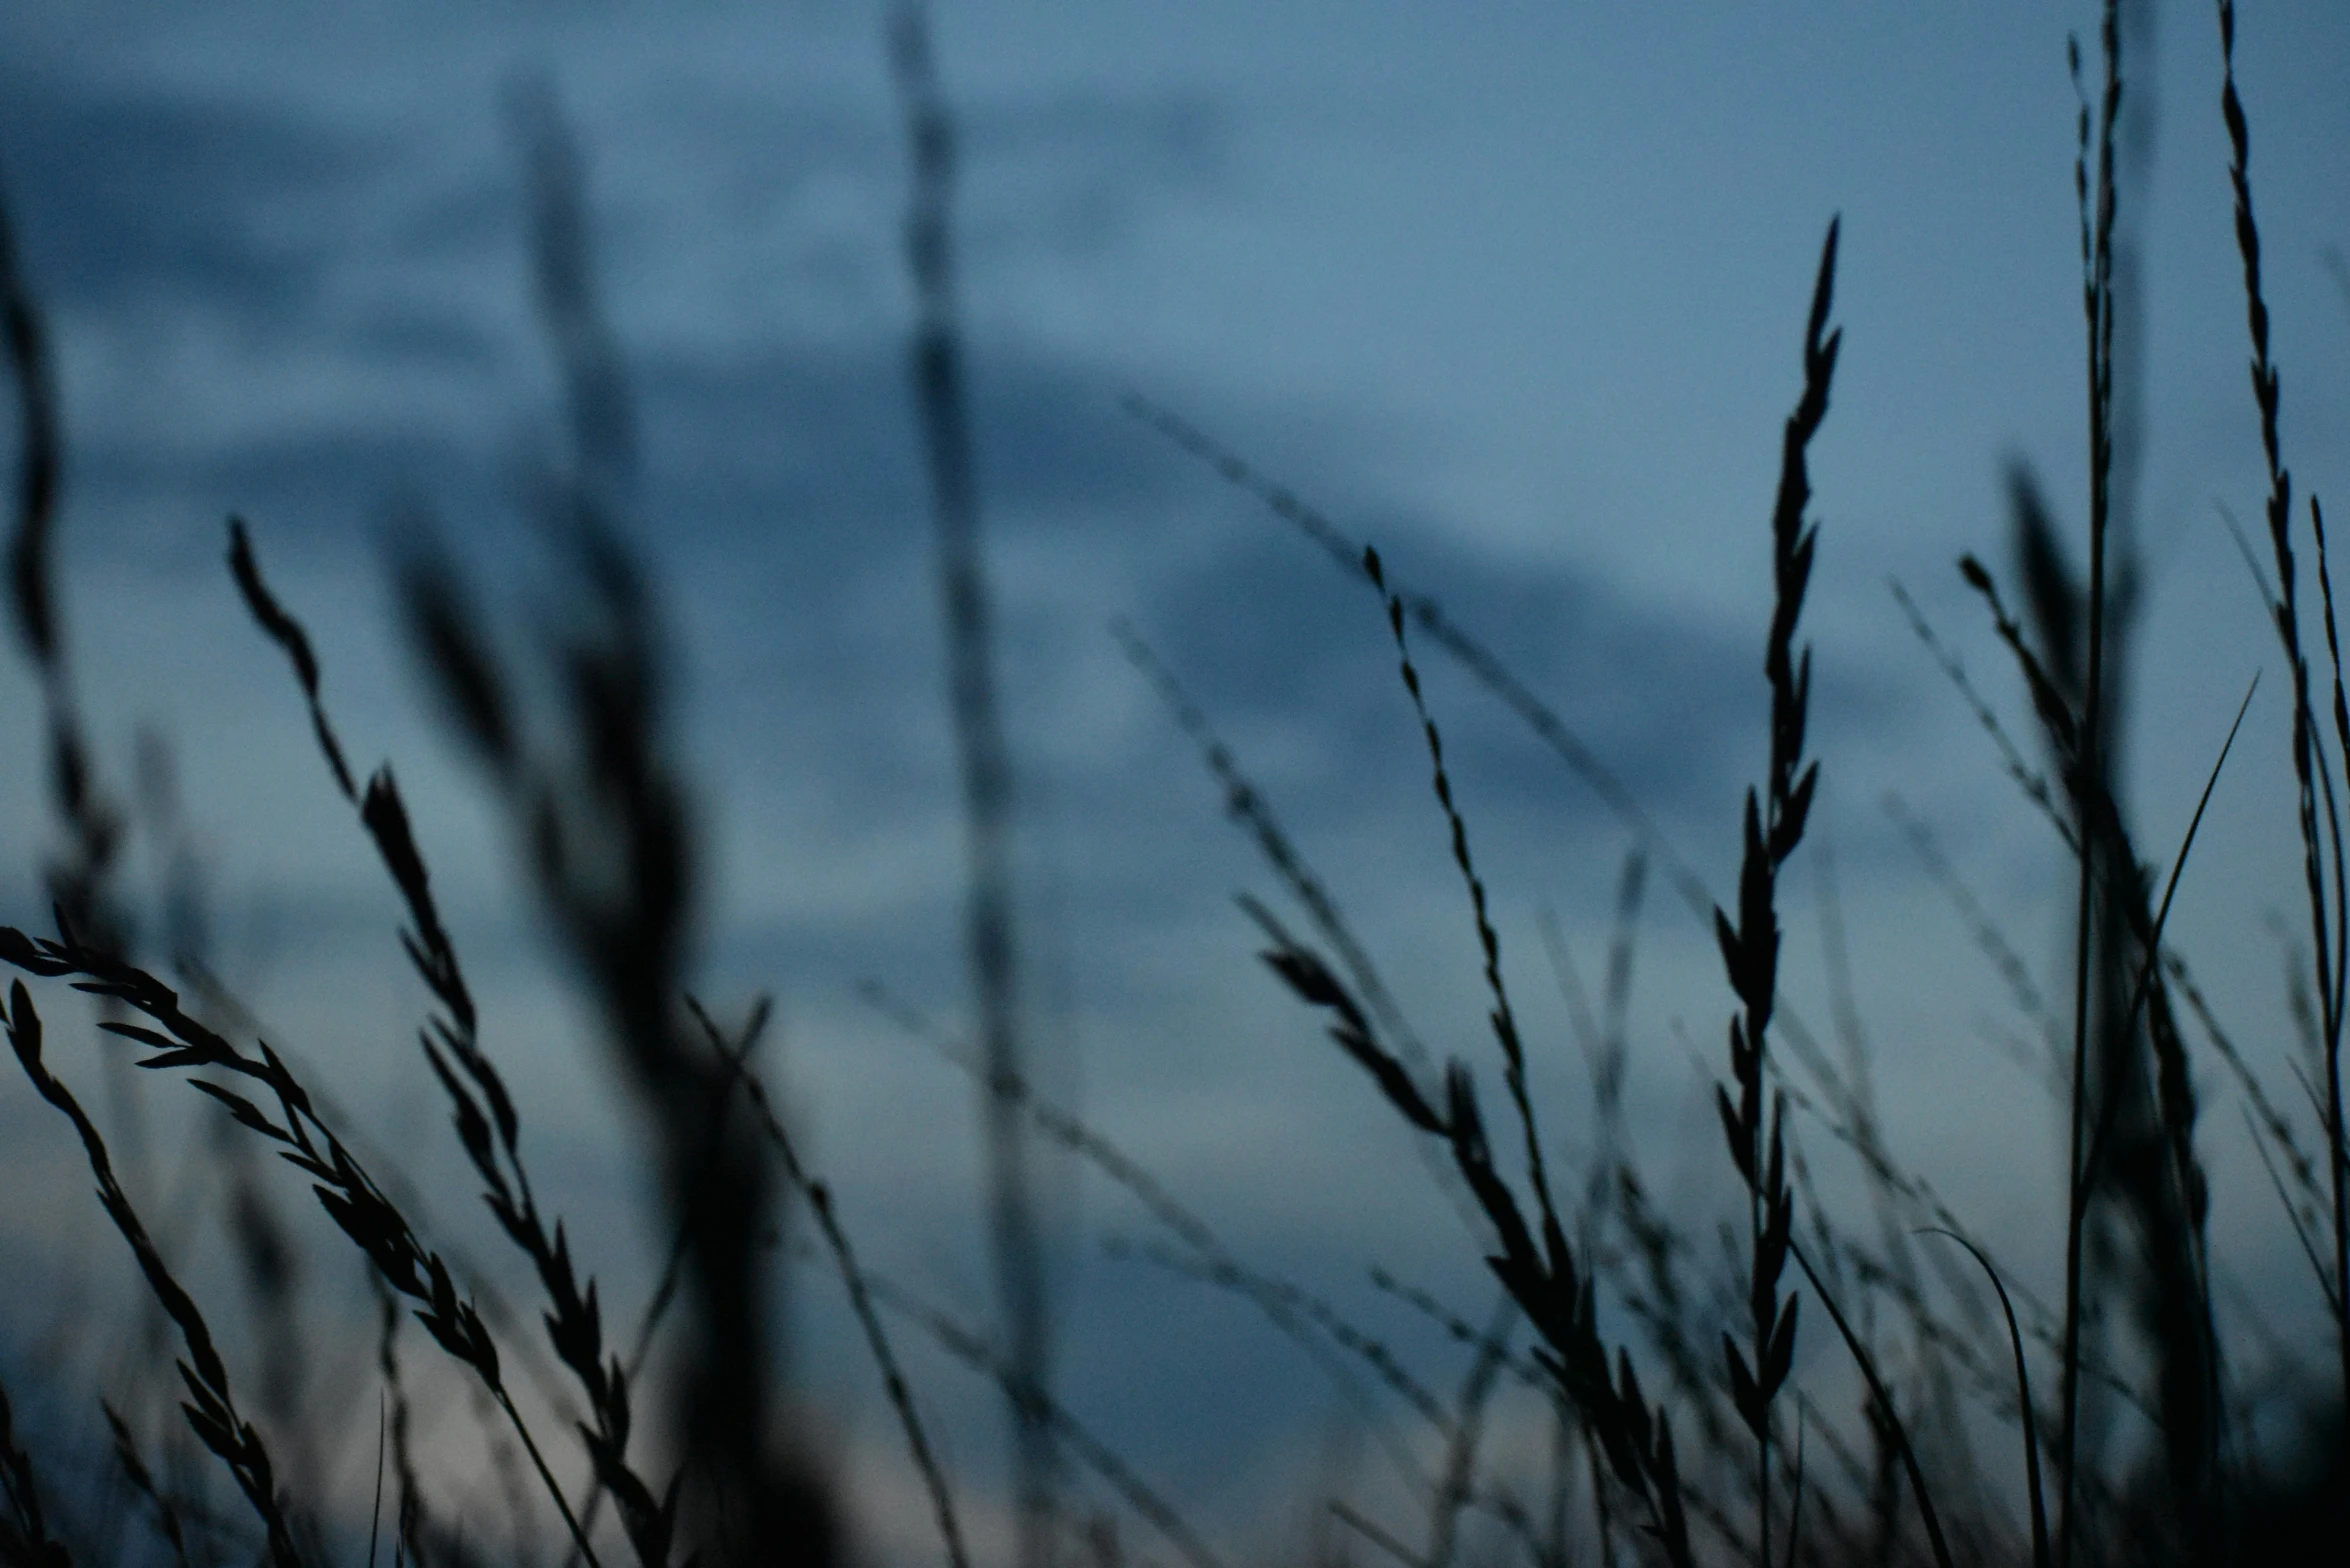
[3, 1, 2348, 1560]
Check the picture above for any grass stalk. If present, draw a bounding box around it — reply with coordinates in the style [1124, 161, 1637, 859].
[232, 518, 678, 1568]
[0, 925, 605, 1568]
[1, 982, 303, 1568]
[1363, 543, 1567, 1314]
[2054, 12, 2121, 1565]
[1112, 620, 1429, 1075]
[888, 11, 1056, 1561]
[1710, 213, 1838, 1568]
[1121, 393, 1716, 932]
[1924, 1233, 2051, 1568]
[2216, 0, 2350, 1428]
[1248, 775, 1696, 1564]
[682, 997, 973, 1568]
[1, 170, 127, 968]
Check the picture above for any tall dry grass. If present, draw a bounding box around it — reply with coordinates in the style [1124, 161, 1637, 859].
[0, 3, 2345, 1567]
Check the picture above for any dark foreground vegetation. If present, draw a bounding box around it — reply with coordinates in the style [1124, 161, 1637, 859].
[1, 4, 2345, 1565]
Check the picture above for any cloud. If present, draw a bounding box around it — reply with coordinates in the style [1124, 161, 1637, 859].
[0, 63, 382, 328]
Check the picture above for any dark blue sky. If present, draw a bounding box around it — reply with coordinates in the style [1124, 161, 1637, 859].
[3, 2, 2347, 1560]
